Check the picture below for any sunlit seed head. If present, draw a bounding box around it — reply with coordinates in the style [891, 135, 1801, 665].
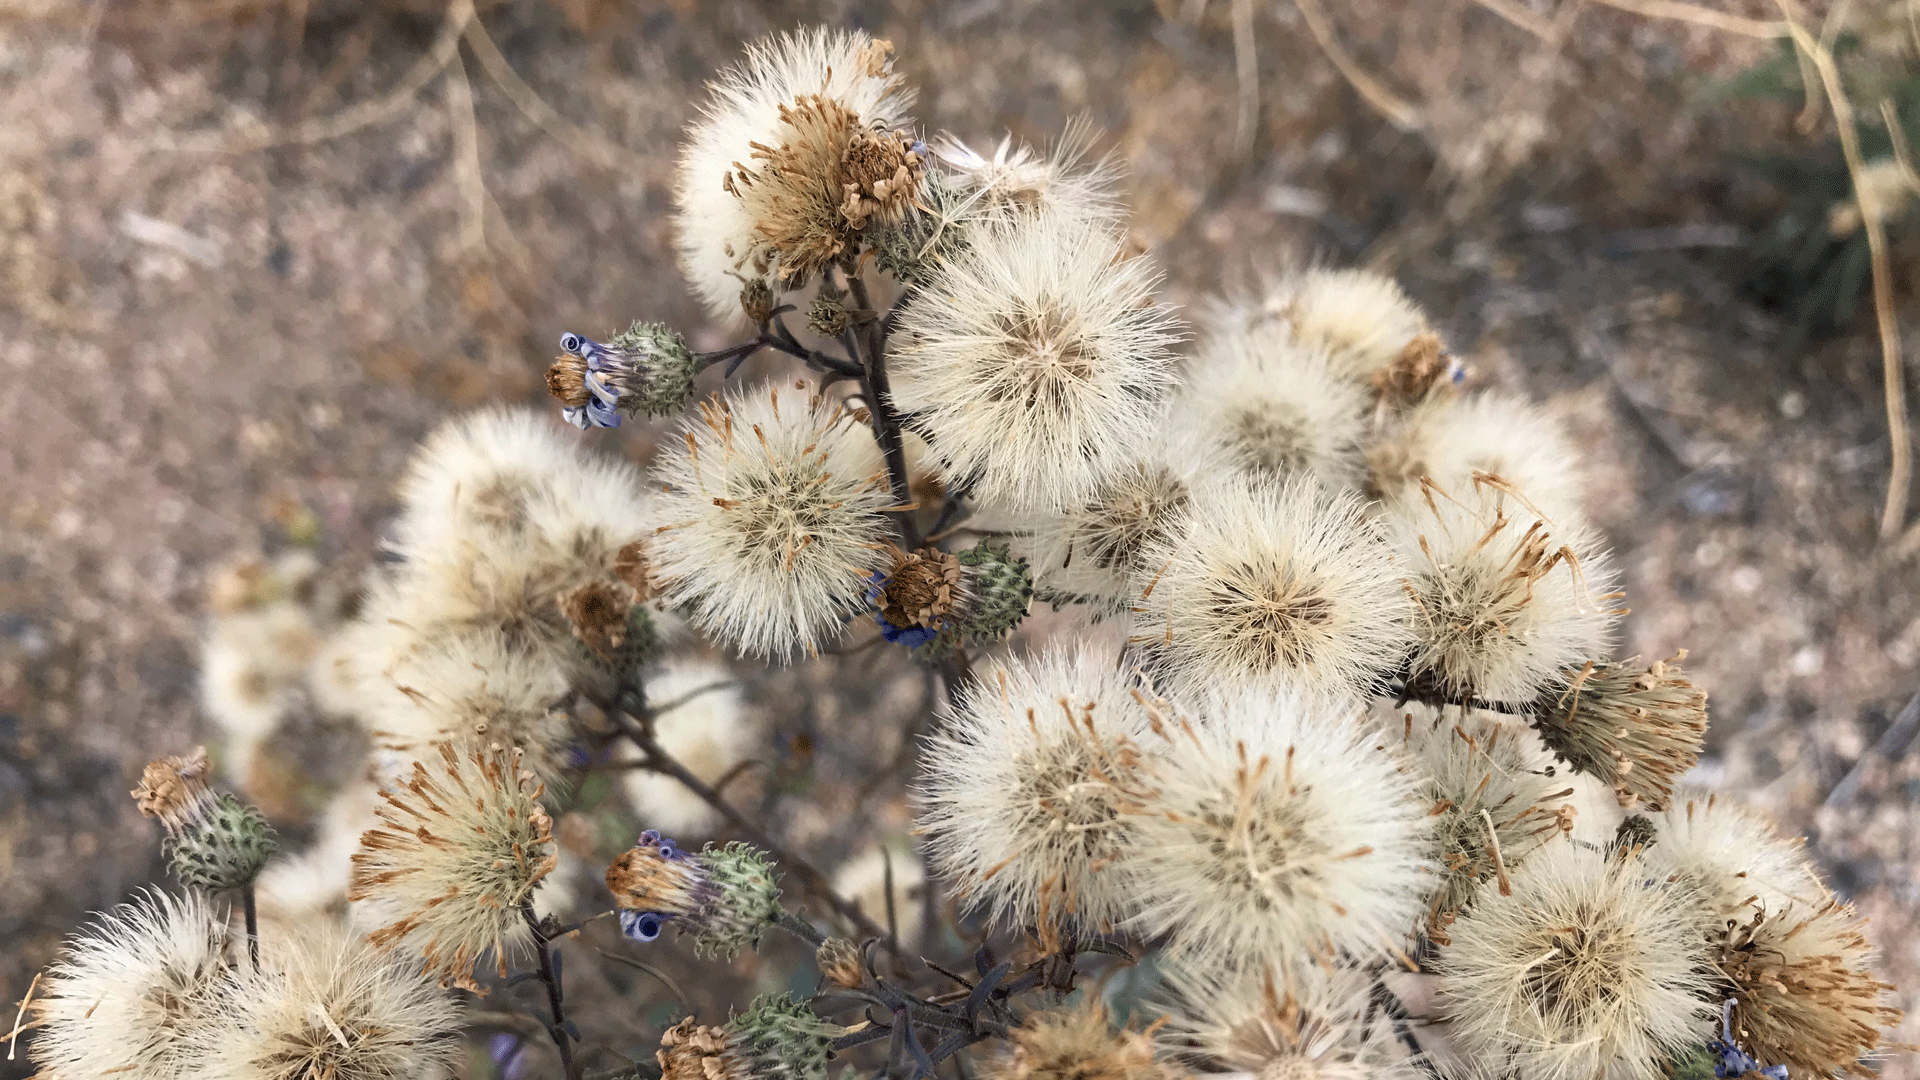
[1391, 479, 1619, 706]
[366, 630, 574, 783]
[203, 928, 460, 1080]
[29, 890, 237, 1080]
[348, 742, 556, 992]
[674, 29, 914, 325]
[1173, 321, 1367, 489]
[1644, 792, 1824, 921]
[647, 384, 895, 660]
[929, 118, 1122, 225]
[1125, 690, 1435, 976]
[1277, 268, 1431, 384]
[890, 209, 1182, 514]
[1366, 394, 1582, 523]
[1713, 897, 1903, 1079]
[1433, 841, 1717, 1080]
[913, 645, 1160, 940]
[1387, 706, 1573, 937]
[1158, 962, 1421, 1080]
[1131, 475, 1413, 704]
[983, 1000, 1166, 1080]
[1023, 446, 1202, 611]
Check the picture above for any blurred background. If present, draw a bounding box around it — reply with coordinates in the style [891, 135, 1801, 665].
[2, 0, 1919, 1075]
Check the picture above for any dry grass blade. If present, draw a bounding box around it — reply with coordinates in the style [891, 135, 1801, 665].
[444, 52, 487, 258]
[1291, 0, 1422, 131]
[1469, 0, 1557, 38]
[460, 12, 648, 172]
[1232, 0, 1259, 160]
[1589, 0, 1787, 37]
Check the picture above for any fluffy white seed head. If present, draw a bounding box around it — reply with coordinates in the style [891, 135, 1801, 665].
[367, 630, 574, 781]
[914, 646, 1159, 939]
[1159, 962, 1420, 1080]
[673, 28, 914, 325]
[1173, 322, 1367, 489]
[201, 601, 323, 759]
[620, 660, 759, 837]
[1276, 268, 1430, 383]
[1131, 476, 1414, 703]
[1644, 791, 1825, 920]
[1433, 841, 1717, 1080]
[1387, 705, 1574, 935]
[1389, 480, 1619, 705]
[890, 209, 1182, 513]
[1125, 690, 1435, 975]
[30, 890, 237, 1080]
[348, 743, 557, 991]
[929, 119, 1121, 224]
[204, 929, 460, 1080]
[647, 385, 895, 659]
[257, 781, 383, 924]
[1367, 395, 1583, 522]
[1021, 437, 1211, 610]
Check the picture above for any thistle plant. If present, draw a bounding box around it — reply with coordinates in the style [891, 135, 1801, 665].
[24, 24, 1909, 1080]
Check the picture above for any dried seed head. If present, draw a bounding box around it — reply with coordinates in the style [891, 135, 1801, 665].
[740, 276, 777, 325]
[840, 127, 926, 230]
[914, 646, 1159, 939]
[1027, 457, 1193, 609]
[560, 578, 636, 660]
[1530, 653, 1707, 811]
[614, 538, 655, 598]
[348, 742, 556, 991]
[658, 1017, 732, 1080]
[1393, 479, 1619, 705]
[1433, 841, 1717, 1080]
[985, 1001, 1164, 1080]
[1370, 330, 1456, 408]
[546, 351, 592, 408]
[1713, 899, 1902, 1079]
[648, 385, 895, 659]
[1645, 793, 1823, 922]
[805, 289, 852, 337]
[1158, 963, 1418, 1080]
[1394, 708, 1571, 937]
[132, 747, 215, 830]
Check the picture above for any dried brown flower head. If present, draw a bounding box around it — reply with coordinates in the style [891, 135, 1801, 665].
[840, 127, 925, 231]
[131, 746, 214, 830]
[349, 742, 556, 991]
[561, 578, 636, 659]
[1716, 899, 1903, 1079]
[658, 1016, 731, 1080]
[877, 547, 962, 630]
[546, 352, 592, 409]
[987, 1002, 1165, 1080]
[1530, 652, 1708, 811]
[815, 937, 865, 990]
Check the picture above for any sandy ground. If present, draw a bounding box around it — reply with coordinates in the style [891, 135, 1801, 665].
[2, 0, 1918, 1076]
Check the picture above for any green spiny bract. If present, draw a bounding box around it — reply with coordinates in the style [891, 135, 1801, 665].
[164, 793, 276, 891]
[724, 994, 837, 1080]
[920, 542, 1033, 660]
[694, 841, 785, 960]
[606, 321, 698, 417]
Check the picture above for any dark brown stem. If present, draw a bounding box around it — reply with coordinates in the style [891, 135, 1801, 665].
[611, 699, 894, 949]
[842, 267, 921, 550]
[522, 903, 579, 1080]
[1386, 675, 1531, 716]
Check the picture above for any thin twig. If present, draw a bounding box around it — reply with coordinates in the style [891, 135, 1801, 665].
[242, 883, 260, 972]
[460, 10, 647, 171]
[842, 268, 923, 549]
[1291, 0, 1422, 131]
[1775, 9, 1911, 537]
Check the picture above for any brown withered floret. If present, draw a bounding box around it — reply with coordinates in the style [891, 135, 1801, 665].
[614, 538, 655, 599]
[131, 747, 213, 829]
[877, 547, 962, 630]
[658, 1017, 732, 1080]
[1371, 330, 1450, 407]
[546, 352, 592, 408]
[815, 937, 866, 990]
[560, 579, 635, 659]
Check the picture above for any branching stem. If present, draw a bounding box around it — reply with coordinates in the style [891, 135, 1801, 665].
[522, 902, 579, 1079]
